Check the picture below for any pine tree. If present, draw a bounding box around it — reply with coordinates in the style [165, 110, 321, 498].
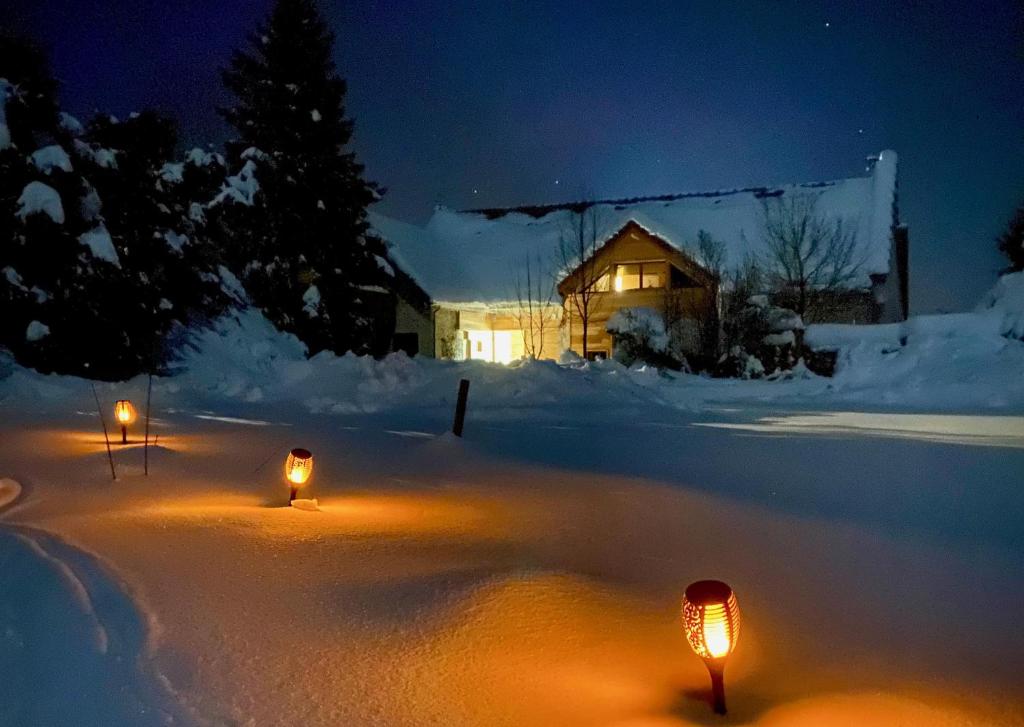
[214, 0, 394, 356]
[997, 203, 1024, 273]
[1, 34, 232, 379]
[0, 34, 125, 378]
[81, 113, 233, 369]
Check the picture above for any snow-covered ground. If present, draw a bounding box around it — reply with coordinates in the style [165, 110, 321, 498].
[2, 294, 1024, 725]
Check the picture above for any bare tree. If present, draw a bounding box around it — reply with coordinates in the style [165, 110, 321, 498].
[663, 229, 724, 363]
[556, 206, 607, 359]
[761, 193, 861, 316]
[511, 253, 558, 359]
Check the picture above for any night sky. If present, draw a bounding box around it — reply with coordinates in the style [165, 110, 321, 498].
[10, 0, 1023, 313]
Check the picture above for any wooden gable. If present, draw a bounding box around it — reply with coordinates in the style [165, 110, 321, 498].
[557, 219, 715, 297]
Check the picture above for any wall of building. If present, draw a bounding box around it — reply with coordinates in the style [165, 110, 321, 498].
[393, 297, 434, 357]
[433, 304, 564, 363]
[560, 225, 713, 358]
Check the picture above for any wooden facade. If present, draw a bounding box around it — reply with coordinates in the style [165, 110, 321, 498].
[557, 220, 717, 359]
[435, 303, 564, 363]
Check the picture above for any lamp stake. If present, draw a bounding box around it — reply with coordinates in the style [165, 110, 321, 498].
[708, 662, 726, 715]
[91, 384, 117, 481]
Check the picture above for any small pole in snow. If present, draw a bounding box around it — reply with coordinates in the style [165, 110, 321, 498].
[144, 373, 153, 476]
[452, 378, 470, 437]
[91, 384, 117, 481]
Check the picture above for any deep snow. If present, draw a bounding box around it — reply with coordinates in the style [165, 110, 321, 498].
[1, 289, 1024, 725]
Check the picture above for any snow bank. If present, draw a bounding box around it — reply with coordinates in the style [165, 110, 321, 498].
[0, 477, 21, 510]
[16, 182, 65, 224]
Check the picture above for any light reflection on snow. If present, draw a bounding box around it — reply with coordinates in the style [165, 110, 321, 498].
[695, 412, 1024, 448]
[193, 414, 274, 426]
[385, 430, 436, 439]
[34, 428, 213, 456]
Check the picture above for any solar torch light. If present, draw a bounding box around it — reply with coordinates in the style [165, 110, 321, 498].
[114, 399, 136, 444]
[682, 580, 740, 716]
[284, 448, 314, 502]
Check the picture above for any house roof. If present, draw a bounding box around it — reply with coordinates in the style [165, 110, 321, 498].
[370, 150, 899, 305]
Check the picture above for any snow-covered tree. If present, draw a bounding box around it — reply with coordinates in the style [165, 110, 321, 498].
[0, 35, 124, 377]
[80, 113, 233, 365]
[214, 0, 394, 356]
[0, 35, 232, 379]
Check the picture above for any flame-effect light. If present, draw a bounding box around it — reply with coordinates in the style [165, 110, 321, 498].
[682, 580, 740, 715]
[114, 400, 136, 444]
[285, 448, 314, 501]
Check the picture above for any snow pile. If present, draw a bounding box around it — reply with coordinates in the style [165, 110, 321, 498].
[977, 270, 1024, 340]
[0, 478, 21, 510]
[805, 322, 902, 351]
[16, 182, 65, 223]
[78, 226, 121, 267]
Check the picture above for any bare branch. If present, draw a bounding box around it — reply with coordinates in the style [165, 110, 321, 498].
[760, 193, 863, 316]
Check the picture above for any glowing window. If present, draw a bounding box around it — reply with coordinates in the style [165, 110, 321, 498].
[615, 264, 641, 290]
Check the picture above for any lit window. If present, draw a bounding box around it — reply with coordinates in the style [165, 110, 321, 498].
[615, 264, 641, 290]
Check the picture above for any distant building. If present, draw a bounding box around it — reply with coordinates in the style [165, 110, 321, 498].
[373, 150, 908, 362]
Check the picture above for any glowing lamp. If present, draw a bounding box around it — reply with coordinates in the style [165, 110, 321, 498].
[682, 580, 740, 715]
[614, 275, 624, 292]
[114, 399, 136, 444]
[284, 448, 314, 501]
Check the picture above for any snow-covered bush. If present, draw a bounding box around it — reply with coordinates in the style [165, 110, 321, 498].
[715, 345, 765, 379]
[717, 293, 803, 376]
[976, 270, 1024, 340]
[606, 307, 683, 369]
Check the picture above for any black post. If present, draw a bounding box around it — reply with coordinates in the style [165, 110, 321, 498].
[289, 485, 299, 503]
[144, 373, 152, 475]
[452, 378, 470, 437]
[121, 424, 128, 445]
[708, 663, 727, 715]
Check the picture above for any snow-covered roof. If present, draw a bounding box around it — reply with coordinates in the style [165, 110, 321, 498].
[371, 150, 899, 304]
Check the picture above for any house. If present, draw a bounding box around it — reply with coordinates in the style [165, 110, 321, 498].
[372, 149, 908, 362]
[555, 219, 718, 359]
